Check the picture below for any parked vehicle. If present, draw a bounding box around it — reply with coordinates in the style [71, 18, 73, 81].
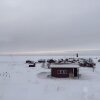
[29, 63, 36, 67]
[26, 60, 34, 64]
[98, 59, 100, 62]
[38, 59, 46, 63]
[79, 58, 96, 67]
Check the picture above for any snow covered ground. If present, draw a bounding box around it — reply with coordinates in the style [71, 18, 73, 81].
[0, 56, 100, 100]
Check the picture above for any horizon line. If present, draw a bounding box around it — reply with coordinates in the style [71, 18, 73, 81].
[0, 49, 99, 55]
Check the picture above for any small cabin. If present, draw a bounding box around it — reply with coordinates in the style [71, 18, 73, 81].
[50, 64, 80, 78]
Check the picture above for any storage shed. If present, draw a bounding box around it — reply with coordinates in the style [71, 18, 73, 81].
[50, 64, 80, 78]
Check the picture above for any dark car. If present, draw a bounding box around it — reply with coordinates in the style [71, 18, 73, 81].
[98, 59, 100, 62]
[26, 60, 34, 64]
[38, 59, 46, 63]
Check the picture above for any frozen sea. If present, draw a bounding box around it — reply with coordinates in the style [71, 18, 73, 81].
[0, 55, 100, 100]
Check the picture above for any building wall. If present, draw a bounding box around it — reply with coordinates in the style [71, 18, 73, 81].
[51, 68, 76, 78]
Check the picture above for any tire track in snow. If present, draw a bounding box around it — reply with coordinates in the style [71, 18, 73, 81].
[82, 87, 97, 100]
[0, 63, 12, 100]
[83, 87, 89, 100]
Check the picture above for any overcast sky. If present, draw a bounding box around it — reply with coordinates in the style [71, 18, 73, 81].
[0, 0, 100, 54]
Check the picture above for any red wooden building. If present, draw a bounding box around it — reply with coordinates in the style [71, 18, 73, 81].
[50, 64, 80, 78]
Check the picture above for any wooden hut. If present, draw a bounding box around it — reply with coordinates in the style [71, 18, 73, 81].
[50, 64, 80, 78]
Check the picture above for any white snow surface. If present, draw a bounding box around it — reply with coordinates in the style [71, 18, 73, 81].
[50, 63, 80, 68]
[0, 55, 100, 100]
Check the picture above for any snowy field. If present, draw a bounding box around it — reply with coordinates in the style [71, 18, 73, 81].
[0, 55, 100, 100]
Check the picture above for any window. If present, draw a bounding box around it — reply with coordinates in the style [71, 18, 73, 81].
[57, 70, 67, 74]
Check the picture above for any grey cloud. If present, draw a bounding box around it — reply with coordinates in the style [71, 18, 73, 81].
[0, 0, 100, 53]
